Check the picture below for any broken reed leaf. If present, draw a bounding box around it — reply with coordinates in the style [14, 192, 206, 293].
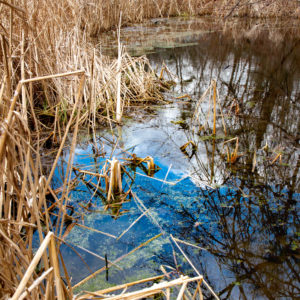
[212, 79, 217, 135]
[271, 152, 282, 165]
[252, 150, 257, 172]
[175, 94, 192, 100]
[124, 154, 159, 176]
[146, 156, 155, 176]
[223, 137, 241, 164]
[180, 140, 197, 152]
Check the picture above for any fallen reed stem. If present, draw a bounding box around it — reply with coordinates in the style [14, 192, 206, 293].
[170, 234, 220, 300]
[73, 233, 163, 289]
[11, 232, 53, 300]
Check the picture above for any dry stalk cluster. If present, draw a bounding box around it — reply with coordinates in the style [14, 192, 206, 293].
[191, 80, 227, 137]
[0, 76, 216, 299]
[77, 275, 205, 300]
[0, 0, 297, 299]
[0, 66, 89, 298]
[0, 1, 298, 132]
[73, 154, 158, 217]
[0, 0, 170, 136]
[187, 80, 243, 165]
[18, 0, 298, 34]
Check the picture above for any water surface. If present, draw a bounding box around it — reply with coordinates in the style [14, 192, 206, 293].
[55, 18, 300, 299]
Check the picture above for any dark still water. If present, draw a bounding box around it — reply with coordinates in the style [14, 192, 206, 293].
[56, 18, 300, 299]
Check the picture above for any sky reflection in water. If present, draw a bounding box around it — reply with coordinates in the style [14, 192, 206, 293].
[56, 18, 300, 299]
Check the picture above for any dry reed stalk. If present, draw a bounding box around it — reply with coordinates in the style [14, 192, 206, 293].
[18, 267, 54, 300]
[117, 208, 150, 240]
[177, 281, 188, 300]
[193, 280, 203, 300]
[77, 274, 166, 299]
[271, 152, 282, 165]
[213, 79, 217, 135]
[116, 13, 123, 123]
[77, 275, 203, 300]
[131, 191, 167, 240]
[0, 81, 22, 160]
[59, 249, 74, 299]
[192, 80, 227, 136]
[161, 163, 173, 189]
[1, 35, 12, 99]
[11, 232, 53, 300]
[135, 171, 181, 185]
[21, 29, 27, 124]
[252, 149, 257, 172]
[172, 236, 207, 251]
[75, 223, 117, 239]
[223, 137, 240, 163]
[170, 235, 220, 300]
[73, 167, 107, 178]
[49, 235, 65, 299]
[0, 70, 87, 299]
[215, 85, 227, 136]
[107, 157, 123, 203]
[191, 84, 211, 133]
[175, 94, 192, 100]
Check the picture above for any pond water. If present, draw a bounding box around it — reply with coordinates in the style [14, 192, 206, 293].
[54, 18, 300, 299]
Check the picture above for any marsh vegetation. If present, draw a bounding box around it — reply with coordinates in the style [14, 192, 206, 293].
[0, 1, 300, 299]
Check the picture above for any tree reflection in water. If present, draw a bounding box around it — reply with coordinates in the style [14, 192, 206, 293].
[55, 19, 300, 299]
[146, 19, 299, 299]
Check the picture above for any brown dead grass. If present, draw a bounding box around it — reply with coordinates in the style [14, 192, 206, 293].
[0, 1, 298, 127]
[0, 0, 299, 299]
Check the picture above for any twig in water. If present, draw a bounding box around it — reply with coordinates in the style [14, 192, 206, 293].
[105, 254, 109, 281]
[170, 235, 220, 300]
[117, 208, 150, 240]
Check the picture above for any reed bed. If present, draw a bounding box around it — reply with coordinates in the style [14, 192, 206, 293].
[0, 1, 299, 130]
[0, 69, 86, 298]
[0, 0, 170, 135]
